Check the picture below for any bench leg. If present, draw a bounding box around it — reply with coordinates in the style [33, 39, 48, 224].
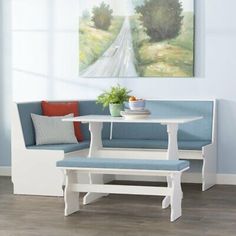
[162, 176, 183, 209]
[170, 173, 182, 222]
[162, 176, 171, 209]
[64, 170, 80, 216]
[83, 173, 108, 205]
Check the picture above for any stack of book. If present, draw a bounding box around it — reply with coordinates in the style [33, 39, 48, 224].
[120, 109, 151, 120]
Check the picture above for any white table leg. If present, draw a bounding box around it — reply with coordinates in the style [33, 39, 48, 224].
[162, 123, 179, 209]
[83, 122, 108, 205]
[166, 123, 179, 161]
[88, 122, 103, 157]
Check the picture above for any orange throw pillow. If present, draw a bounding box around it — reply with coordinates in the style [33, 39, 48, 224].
[41, 101, 83, 141]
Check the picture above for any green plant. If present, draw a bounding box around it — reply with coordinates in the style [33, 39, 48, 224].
[97, 84, 132, 108]
[92, 2, 113, 31]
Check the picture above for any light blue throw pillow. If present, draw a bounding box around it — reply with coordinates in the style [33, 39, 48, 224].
[31, 113, 78, 145]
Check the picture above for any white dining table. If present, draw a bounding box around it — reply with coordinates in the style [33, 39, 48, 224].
[63, 115, 202, 208]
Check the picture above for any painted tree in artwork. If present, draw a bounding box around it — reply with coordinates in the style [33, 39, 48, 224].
[92, 2, 113, 31]
[136, 0, 183, 42]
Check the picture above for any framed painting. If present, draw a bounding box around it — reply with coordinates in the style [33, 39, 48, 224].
[79, 0, 195, 78]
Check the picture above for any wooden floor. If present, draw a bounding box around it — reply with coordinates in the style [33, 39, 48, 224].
[1, 177, 236, 236]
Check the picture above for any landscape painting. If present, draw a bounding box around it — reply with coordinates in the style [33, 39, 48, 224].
[79, 0, 195, 78]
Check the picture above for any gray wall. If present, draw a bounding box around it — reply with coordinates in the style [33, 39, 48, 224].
[6, 0, 236, 174]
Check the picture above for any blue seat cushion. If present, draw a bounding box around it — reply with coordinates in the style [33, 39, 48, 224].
[26, 139, 210, 153]
[56, 157, 189, 171]
[26, 141, 90, 153]
[103, 139, 211, 150]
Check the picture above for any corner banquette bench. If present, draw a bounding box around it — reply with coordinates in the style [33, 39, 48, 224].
[12, 100, 217, 196]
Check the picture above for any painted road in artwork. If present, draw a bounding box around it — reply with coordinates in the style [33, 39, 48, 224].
[81, 17, 137, 77]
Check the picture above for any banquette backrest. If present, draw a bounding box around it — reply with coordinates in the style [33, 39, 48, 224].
[113, 100, 214, 142]
[17, 100, 215, 147]
[17, 101, 110, 146]
[79, 101, 110, 140]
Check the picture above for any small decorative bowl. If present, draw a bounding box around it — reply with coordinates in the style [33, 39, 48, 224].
[129, 100, 145, 110]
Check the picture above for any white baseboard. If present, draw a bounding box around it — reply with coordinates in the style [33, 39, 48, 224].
[0, 166, 11, 176]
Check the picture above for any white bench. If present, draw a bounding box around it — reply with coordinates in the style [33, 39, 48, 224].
[12, 100, 216, 196]
[57, 157, 189, 222]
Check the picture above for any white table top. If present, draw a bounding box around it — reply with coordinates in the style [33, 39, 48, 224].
[63, 115, 203, 125]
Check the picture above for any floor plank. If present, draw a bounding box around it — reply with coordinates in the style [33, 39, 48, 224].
[0, 177, 236, 236]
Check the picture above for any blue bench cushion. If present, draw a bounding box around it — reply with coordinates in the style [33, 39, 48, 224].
[56, 157, 189, 171]
[103, 139, 211, 150]
[26, 138, 210, 153]
[27, 141, 90, 153]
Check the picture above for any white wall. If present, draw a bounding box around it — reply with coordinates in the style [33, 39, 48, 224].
[10, 0, 236, 173]
[0, 0, 11, 166]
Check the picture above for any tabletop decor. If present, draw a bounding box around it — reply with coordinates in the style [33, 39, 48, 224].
[96, 84, 131, 117]
[120, 109, 151, 120]
[120, 96, 151, 119]
[128, 96, 145, 110]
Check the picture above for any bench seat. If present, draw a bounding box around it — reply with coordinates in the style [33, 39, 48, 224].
[103, 139, 211, 150]
[27, 141, 90, 153]
[56, 157, 189, 171]
[26, 139, 211, 153]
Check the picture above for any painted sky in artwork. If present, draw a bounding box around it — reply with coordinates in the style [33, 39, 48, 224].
[79, 0, 194, 17]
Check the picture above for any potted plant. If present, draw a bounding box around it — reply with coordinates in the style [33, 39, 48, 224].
[97, 84, 131, 117]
